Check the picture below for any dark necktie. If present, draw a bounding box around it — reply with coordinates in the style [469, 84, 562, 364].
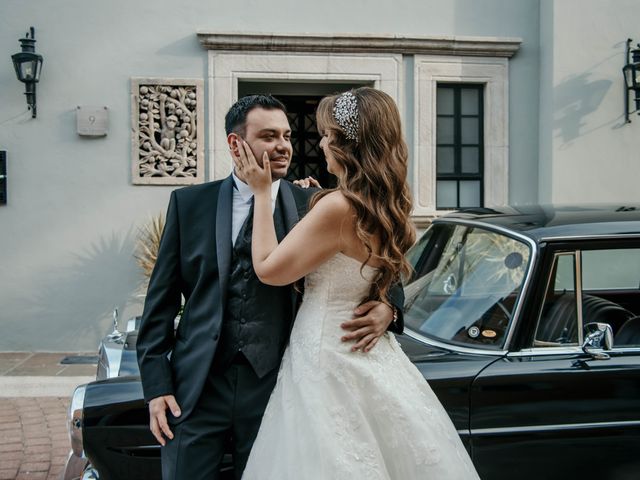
[235, 198, 255, 250]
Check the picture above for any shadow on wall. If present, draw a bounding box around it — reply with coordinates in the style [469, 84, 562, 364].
[553, 72, 612, 144]
[3, 229, 143, 351]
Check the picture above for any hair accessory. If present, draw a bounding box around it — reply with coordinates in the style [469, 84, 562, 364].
[333, 92, 359, 142]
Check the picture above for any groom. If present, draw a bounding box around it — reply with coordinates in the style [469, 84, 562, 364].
[137, 95, 404, 479]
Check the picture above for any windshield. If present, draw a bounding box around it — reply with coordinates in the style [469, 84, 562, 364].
[404, 223, 531, 350]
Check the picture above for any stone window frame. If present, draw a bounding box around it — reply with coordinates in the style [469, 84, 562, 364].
[413, 56, 510, 222]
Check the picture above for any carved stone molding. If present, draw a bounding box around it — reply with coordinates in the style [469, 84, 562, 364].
[131, 78, 204, 185]
[197, 32, 522, 58]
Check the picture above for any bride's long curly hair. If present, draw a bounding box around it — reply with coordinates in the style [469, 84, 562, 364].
[313, 87, 415, 303]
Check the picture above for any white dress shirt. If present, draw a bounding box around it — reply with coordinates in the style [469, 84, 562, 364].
[231, 171, 281, 246]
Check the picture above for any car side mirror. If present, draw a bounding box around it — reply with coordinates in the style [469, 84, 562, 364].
[582, 322, 614, 360]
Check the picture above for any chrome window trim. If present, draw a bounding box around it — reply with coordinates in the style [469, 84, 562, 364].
[539, 233, 640, 242]
[430, 218, 539, 350]
[611, 346, 640, 353]
[403, 328, 507, 357]
[575, 249, 584, 345]
[470, 420, 640, 436]
[508, 346, 584, 357]
[508, 345, 640, 356]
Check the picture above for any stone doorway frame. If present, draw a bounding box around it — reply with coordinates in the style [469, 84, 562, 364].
[203, 50, 403, 180]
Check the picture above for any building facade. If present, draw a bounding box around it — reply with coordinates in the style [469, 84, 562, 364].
[0, 0, 638, 350]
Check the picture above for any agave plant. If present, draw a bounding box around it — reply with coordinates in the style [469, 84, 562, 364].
[135, 214, 165, 282]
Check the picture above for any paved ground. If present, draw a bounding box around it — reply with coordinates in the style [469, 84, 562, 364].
[0, 353, 96, 480]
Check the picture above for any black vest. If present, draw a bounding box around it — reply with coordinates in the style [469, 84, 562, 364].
[212, 198, 293, 378]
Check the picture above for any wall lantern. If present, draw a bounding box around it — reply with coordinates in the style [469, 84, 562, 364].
[11, 27, 43, 118]
[623, 38, 640, 123]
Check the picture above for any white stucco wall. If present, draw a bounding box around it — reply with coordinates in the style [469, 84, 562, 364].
[0, 0, 539, 350]
[538, 0, 640, 204]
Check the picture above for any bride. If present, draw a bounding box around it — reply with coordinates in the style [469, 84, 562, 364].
[235, 87, 479, 479]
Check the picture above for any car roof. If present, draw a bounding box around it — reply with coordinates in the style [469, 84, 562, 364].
[433, 204, 640, 242]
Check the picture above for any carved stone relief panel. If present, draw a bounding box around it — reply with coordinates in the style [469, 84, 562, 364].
[131, 78, 204, 185]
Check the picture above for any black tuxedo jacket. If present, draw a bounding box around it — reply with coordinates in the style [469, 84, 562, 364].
[136, 175, 404, 420]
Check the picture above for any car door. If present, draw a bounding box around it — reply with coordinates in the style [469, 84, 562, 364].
[469, 240, 640, 480]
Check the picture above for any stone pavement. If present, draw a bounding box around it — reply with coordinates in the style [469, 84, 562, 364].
[0, 353, 96, 480]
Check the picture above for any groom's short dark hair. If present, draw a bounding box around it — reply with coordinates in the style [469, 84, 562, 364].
[225, 95, 288, 136]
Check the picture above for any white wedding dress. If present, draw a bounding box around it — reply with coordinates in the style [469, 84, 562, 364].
[242, 252, 480, 479]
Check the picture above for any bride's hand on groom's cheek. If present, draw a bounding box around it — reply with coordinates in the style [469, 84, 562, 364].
[340, 301, 394, 353]
[234, 139, 272, 192]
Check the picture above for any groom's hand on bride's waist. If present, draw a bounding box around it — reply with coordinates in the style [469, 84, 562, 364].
[149, 395, 182, 446]
[340, 301, 394, 353]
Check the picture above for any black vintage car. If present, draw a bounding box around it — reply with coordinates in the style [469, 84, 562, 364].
[65, 205, 640, 480]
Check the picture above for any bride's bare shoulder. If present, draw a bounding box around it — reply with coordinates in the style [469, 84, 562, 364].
[311, 191, 352, 218]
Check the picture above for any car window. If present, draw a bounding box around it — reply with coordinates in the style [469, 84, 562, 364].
[581, 248, 640, 348]
[533, 247, 640, 349]
[405, 225, 435, 275]
[404, 224, 531, 350]
[554, 253, 576, 292]
[582, 248, 640, 290]
[534, 253, 579, 347]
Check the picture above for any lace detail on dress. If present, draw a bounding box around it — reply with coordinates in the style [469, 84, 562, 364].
[330, 405, 385, 480]
[243, 252, 480, 480]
